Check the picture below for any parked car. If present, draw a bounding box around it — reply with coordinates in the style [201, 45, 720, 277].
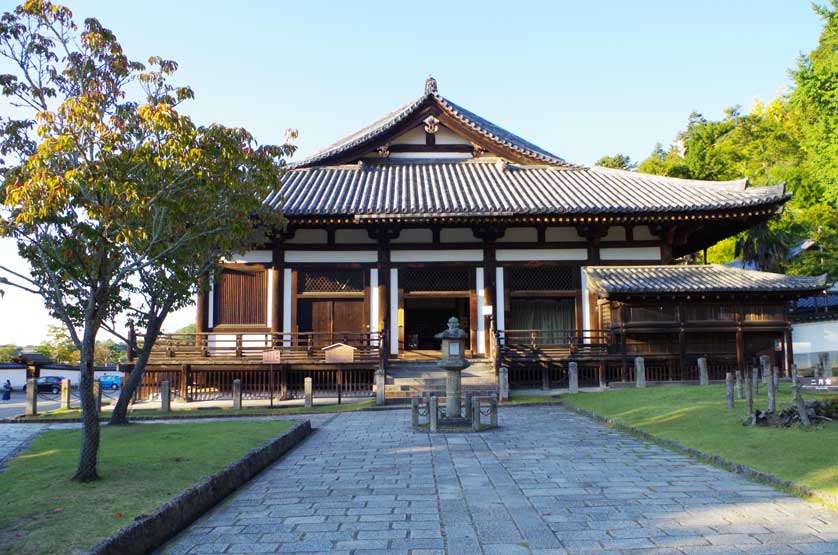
[99, 374, 121, 390]
[23, 376, 63, 394]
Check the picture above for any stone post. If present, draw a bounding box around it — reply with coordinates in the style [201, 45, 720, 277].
[745, 368, 754, 421]
[411, 396, 419, 427]
[767, 369, 776, 413]
[751, 367, 759, 396]
[429, 395, 438, 433]
[735, 370, 743, 400]
[725, 372, 734, 409]
[93, 379, 102, 414]
[820, 352, 832, 378]
[791, 364, 799, 403]
[60, 378, 71, 410]
[232, 379, 242, 410]
[794, 384, 811, 427]
[464, 392, 473, 422]
[698, 357, 709, 386]
[635, 357, 646, 388]
[471, 396, 480, 432]
[161, 380, 171, 412]
[568, 362, 579, 394]
[445, 370, 461, 419]
[772, 366, 780, 396]
[498, 366, 509, 401]
[25, 378, 37, 416]
[375, 368, 385, 406]
[490, 394, 498, 428]
[760, 355, 770, 385]
[304, 377, 313, 409]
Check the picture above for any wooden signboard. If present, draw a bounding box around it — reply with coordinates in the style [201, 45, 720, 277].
[323, 343, 357, 364]
[262, 350, 282, 364]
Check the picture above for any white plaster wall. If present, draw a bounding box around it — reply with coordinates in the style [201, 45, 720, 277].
[370, 268, 379, 344]
[600, 246, 662, 261]
[497, 248, 587, 262]
[603, 227, 627, 241]
[475, 268, 485, 354]
[440, 228, 480, 243]
[498, 227, 538, 243]
[223, 250, 272, 263]
[633, 225, 656, 240]
[495, 267, 505, 332]
[392, 228, 433, 244]
[335, 229, 375, 244]
[282, 268, 292, 346]
[390, 268, 399, 355]
[391, 249, 483, 263]
[285, 251, 377, 263]
[286, 229, 328, 244]
[545, 227, 582, 242]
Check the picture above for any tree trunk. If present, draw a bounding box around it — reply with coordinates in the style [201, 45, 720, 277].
[109, 312, 167, 425]
[73, 328, 101, 482]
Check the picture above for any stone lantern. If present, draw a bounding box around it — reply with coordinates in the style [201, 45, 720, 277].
[435, 316, 469, 419]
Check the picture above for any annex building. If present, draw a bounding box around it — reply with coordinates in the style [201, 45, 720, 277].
[141, 77, 828, 401]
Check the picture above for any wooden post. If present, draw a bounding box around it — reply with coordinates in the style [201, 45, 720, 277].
[60, 378, 71, 410]
[336, 368, 343, 405]
[735, 370, 743, 400]
[725, 372, 734, 409]
[161, 380, 171, 412]
[678, 328, 687, 381]
[471, 396, 480, 432]
[280, 364, 288, 401]
[767, 367, 776, 413]
[183, 363, 192, 402]
[233, 378, 242, 410]
[635, 357, 646, 388]
[745, 367, 754, 421]
[235, 334, 243, 358]
[195, 278, 206, 347]
[429, 395, 438, 433]
[698, 357, 709, 386]
[411, 396, 419, 427]
[25, 378, 37, 416]
[568, 362, 579, 394]
[541, 365, 550, 391]
[735, 325, 745, 379]
[304, 377, 313, 408]
[597, 361, 605, 389]
[784, 325, 794, 378]
[794, 384, 811, 427]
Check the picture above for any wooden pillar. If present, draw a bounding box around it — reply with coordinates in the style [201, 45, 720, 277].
[678, 303, 687, 381]
[735, 306, 745, 375]
[195, 277, 207, 343]
[784, 323, 794, 378]
[370, 227, 398, 358]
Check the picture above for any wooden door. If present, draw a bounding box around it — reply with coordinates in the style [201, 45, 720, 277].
[333, 299, 364, 334]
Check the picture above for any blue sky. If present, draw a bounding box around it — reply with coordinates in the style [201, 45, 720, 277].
[0, 0, 823, 345]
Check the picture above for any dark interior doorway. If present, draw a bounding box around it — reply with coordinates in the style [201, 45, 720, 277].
[404, 297, 470, 351]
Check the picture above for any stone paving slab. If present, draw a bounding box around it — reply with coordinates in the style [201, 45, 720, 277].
[160, 406, 838, 554]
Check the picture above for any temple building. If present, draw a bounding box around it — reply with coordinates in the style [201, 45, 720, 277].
[143, 77, 829, 400]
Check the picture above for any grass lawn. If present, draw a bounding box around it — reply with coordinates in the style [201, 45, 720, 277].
[562, 383, 838, 500]
[0, 420, 295, 555]
[25, 398, 376, 420]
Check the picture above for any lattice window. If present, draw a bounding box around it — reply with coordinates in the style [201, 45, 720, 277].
[507, 266, 573, 291]
[400, 268, 470, 292]
[298, 270, 364, 293]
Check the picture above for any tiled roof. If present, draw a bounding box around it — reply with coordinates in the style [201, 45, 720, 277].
[266, 158, 787, 218]
[586, 265, 828, 297]
[294, 83, 570, 168]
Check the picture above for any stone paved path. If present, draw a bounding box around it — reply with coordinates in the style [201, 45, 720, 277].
[161, 406, 838, 555]
[0, 423, 61, 470]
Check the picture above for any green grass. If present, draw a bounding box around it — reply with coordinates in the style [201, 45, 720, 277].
[505, 392, 561, 404]
[0, 420, 295, 555]
[25, 399, 376, 420]
[562, 383, 838, 499]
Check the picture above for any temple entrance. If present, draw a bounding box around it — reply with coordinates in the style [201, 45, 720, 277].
[399, 266, 472, 358]
[404, 297, 471, 353]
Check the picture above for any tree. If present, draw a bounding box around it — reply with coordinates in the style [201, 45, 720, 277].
[0, 2, 293, 479]
[0, 344, 21, 362]
[594, 153, 636, 170]
[37, 323, 80, 364]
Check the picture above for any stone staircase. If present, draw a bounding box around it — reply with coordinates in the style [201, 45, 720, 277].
[383, 359, 498, 403]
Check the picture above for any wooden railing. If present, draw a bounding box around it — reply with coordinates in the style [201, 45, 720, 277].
[140, 330, 385, 365]
[497, 329, 610, 359]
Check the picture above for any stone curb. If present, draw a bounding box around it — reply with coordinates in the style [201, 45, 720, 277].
[81, 420, 312, 555]
[4, 404, 381, 424]
[561, 402, 838, 509]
